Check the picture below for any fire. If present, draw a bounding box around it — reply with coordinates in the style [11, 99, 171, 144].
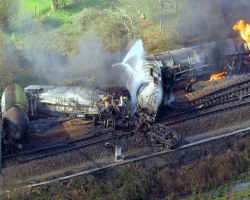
[233, 20, 250, 49]
[208, 72, 226, 81]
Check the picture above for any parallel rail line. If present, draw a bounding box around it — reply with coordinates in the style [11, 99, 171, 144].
[2, 128, 117, 164]
[15, 126, 250, 190]
[3, 130, 93, 159]
[158, 77, 250, 126]
[18, 137, 114, 163]
[170, 77, 250, 110]
[161, 94, 250, 126]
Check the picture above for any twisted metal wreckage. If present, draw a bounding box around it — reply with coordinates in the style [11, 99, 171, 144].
[1, 37, 250, 155]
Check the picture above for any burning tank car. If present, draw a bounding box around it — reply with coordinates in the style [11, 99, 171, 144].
[109, 37, 249, 148]
[142, 37, 249, 94]
[114, 37, 249, 123]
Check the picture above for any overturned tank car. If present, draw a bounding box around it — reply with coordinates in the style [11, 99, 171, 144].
[24, 85, 132, 130]
[1, 84, 29, 151]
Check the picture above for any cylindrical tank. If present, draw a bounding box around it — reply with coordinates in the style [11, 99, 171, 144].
[147, 37, 248, 69]
[24, 85, 105, 117]
[143, 37, 249, 93]
[136, 61, 163, 122]
[1, 84, 29, 145]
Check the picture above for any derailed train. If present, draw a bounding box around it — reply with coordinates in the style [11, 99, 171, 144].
[1, 37, 250, 151]
[116, 37, 249, 122]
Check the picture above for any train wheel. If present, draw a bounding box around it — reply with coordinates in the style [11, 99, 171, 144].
[226, 56, 242, 76]
[161, 143, 170, 150]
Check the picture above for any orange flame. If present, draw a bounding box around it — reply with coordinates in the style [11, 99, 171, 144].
[233, 20, 250, 49]
[208, 72, 226, 81]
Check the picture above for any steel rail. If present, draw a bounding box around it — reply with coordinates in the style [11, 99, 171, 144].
[12, 126, 250, 190]
[18, 136, 115, 163]
[2, 130, 98, 160]
[169, 77, 250, 110]
[162, 96, 250, 126]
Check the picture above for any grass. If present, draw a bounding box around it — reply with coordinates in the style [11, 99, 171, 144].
[18, 0, 78, 29]
[19, 0, 51, 16]
[16, 0, 116, 30]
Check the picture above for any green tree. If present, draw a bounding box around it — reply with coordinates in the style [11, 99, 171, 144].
[50, 0, 59, 12]
[0, 0, 19, 27]
[0, 31, 16, 91]
[0, 0, 8, 25]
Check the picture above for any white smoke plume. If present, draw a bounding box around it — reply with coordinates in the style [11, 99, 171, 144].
[112, 40, 145, 104]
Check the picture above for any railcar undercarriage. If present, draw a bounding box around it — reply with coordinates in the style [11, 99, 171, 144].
[226, 50, 250, 76]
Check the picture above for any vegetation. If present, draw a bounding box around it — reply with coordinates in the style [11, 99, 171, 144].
[1, 138, 250, 199]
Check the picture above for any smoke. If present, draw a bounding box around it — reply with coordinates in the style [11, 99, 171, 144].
[9, 5, 128, 88]
[67, 32, 122, 88]
[21, 30, 127, 88]
[169, 0, 250, 44]
[21, 27, 147, 96]
[112, 40, 145, 104]
[164, 93, 175, 105]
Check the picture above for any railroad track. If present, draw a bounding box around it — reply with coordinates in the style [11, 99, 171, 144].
[4, 76, 250, 169]
[186, 75, 250, 101]
[13, 126, 250, 190]
[5, 77, 250, 165]
[158, 76, 250, 125]
[164, 99, 250, 126]
[170, 76, 250, 110]
[160, 93, 250, 126]
[3, 120, 181, 166]
[2, 127, 120, 165]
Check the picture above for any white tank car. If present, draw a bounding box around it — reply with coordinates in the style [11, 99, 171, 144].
[135, 61, 163, 122]
[24, 85, 107, 118]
